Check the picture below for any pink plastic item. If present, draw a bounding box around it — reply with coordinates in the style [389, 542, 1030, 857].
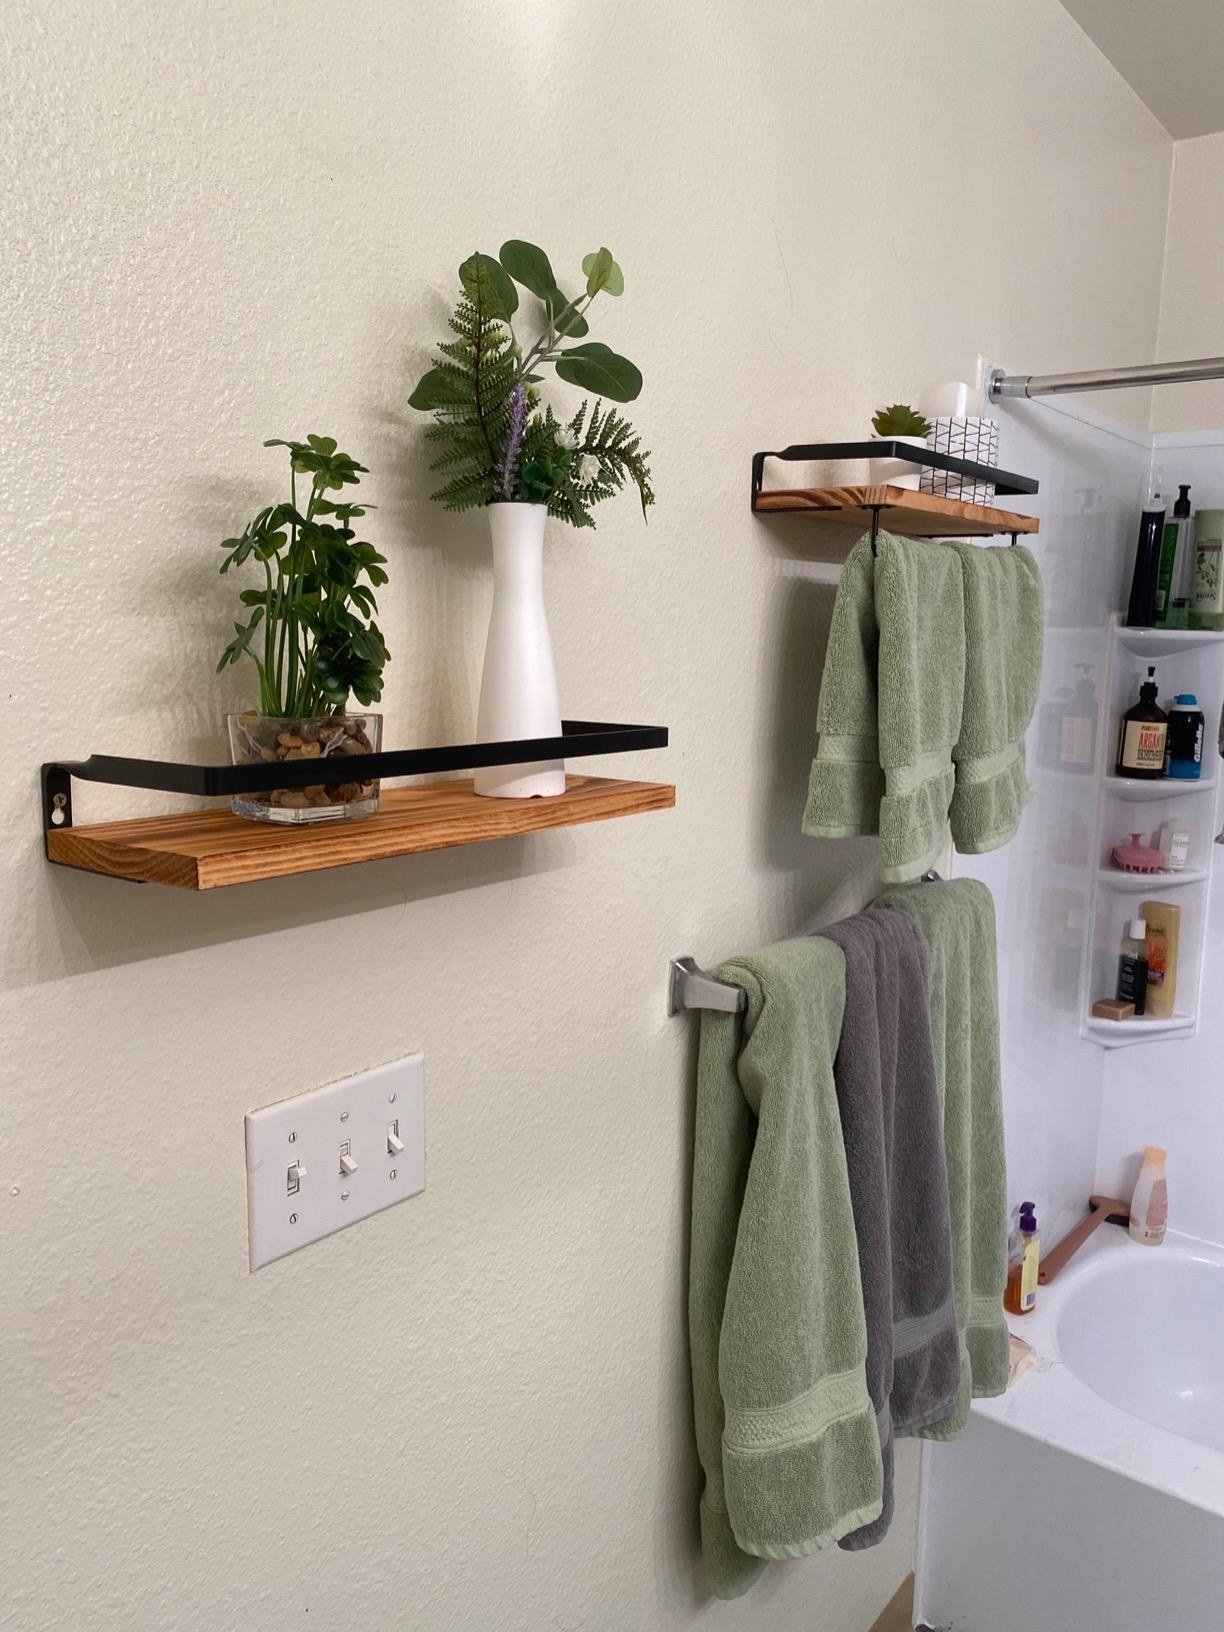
[1112, 832, 1166, 873]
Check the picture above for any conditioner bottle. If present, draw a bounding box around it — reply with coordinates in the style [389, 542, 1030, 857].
[1129, 1147, 1168, 1247]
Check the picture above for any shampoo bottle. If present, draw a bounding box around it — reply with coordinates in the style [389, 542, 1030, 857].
[1129, 1147, 1168, 1246]
[1191, 510, 1224, 631]
[1141, 898, 1181, 1019]
[1157, 484, 1193, 627]
[1126, 488, 1167, 628]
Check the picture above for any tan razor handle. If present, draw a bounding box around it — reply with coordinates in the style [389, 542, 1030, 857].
[1037, 1195, 1131, 1285]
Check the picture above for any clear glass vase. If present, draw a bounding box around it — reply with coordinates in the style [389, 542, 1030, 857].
[226, 713, 382, 824]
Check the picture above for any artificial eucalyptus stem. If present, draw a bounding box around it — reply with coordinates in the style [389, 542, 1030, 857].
[513, 291, 594, 387]
[408, 239, 650, 524]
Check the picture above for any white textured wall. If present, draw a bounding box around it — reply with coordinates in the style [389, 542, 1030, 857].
[1, 2, 1171, 1628]
[1153, 134, 1224, 432]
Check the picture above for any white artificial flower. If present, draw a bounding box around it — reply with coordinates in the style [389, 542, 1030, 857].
[578, 454, 601, 484]
[554, 425, 580, 451]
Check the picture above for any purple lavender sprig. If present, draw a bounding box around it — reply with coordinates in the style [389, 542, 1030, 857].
[496, 382, 527, 499]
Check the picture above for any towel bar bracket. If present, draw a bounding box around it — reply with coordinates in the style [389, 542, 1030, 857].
[668, 956, 747, 1017]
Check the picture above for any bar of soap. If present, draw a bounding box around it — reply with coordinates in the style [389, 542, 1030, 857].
[1092, 997, 1135, 1021]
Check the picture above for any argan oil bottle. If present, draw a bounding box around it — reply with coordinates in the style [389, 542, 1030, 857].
[1116, 668, 1167, 780]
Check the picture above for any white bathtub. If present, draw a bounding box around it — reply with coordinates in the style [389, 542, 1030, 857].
[915, 1225, 1224, 1632]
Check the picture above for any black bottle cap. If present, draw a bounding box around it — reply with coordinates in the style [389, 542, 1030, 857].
[1140, 664, 1159, 704]
[1176, 484, 1192, 517]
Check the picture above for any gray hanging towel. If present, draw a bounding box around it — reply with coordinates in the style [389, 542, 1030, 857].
[874, 877, 1011, 1433]
[815, 907, 959, 1550]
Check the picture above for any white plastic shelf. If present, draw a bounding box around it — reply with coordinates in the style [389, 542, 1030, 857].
[1085, 1011, 1196, 1049]
[1095, 867, 1209, 892]
[1114, 625, 1224, 659]
[1105, 773, 1218, 802]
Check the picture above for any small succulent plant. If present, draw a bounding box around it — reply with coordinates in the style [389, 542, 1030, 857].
[871, 403, 932, 439]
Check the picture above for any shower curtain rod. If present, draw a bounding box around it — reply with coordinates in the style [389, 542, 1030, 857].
[989, 356, 1224, 401]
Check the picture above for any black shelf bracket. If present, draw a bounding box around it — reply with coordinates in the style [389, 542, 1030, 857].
[750, 440, 1040, 508]
[41, 719, 668, 838]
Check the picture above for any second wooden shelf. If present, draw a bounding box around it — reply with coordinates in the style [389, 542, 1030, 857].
[46, 775, 676, 889]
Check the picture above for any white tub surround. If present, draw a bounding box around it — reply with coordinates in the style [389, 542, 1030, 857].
[916, 1226, 1224, 1632]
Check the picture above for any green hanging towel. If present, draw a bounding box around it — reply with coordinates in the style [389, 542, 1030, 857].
[804, 531, 965, 882]
[947, 540, 1043, 854]
[688, 938, 883, 1599]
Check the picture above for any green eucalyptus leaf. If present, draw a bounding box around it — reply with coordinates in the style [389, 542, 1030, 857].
[499, 240, 557, 300]
[409, 365, 471, 411]
[581, 247, 624, 298]
[553, 342, 642, 402]
[459, 251, 518, 320]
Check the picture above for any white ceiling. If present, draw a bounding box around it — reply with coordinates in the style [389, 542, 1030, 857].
[1060, 0, 1224, 139]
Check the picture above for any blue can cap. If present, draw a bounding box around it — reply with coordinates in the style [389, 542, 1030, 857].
[1174, 694, 1199, 705]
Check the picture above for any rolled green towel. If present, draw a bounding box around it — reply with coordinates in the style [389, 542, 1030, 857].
[874, 878, 1010, 1433]
[689, 939, 884, 1599]
[948, 541, 1043, 855]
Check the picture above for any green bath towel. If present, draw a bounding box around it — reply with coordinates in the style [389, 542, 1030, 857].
[948, 542, 1043, 854]
[689, 939, 883, 1600]
[874, 533, 965, 882]
[803, 531, 965, 883]
[801, 537, 884, 838]
[874, 878, 1010, 1433]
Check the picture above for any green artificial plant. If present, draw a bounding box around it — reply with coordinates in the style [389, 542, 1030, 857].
[408, 240, 653, 527]
[216, 436, 390, 717]
[871, 403, 932, 438]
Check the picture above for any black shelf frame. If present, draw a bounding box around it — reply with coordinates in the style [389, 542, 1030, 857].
[750, 440, 1040, 506]
[42, 720, 668, 835]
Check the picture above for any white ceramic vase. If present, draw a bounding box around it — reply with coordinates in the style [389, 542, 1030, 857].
[473, 502, 566, 799]
[870, 434, 927, 490]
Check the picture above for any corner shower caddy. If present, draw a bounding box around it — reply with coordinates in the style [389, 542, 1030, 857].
[41, 720, 672, 889]
[1081, 617, 1224, 1048]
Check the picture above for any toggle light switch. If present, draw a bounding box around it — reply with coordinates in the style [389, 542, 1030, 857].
[338, 1141, 358, 1177]
[387, 1121, 405, 1155]
[287, 1160, 307, 1195]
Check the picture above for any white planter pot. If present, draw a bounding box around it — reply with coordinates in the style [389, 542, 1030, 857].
[473, 502, 566, 799]
[870, 434, 927, 490]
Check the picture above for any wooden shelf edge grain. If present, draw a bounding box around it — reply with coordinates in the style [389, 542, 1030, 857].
[753, 484, 1039, 538]
[46, 774, 677, 890]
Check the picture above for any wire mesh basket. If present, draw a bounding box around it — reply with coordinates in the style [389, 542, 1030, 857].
[920, 417, 999, 503]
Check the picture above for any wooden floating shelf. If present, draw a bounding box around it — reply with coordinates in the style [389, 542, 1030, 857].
[752, 485, 1040, 539]
[45, 775, 676, 890]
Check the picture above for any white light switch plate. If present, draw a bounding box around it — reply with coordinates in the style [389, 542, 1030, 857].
[245, 1055, 425, 1270]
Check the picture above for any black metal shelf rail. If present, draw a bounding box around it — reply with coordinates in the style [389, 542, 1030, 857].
[42, 720, 668, 833]
[750, 441, 1040, 505]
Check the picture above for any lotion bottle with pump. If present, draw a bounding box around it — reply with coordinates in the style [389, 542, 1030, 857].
[1130, 1147, 1168, 1246]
